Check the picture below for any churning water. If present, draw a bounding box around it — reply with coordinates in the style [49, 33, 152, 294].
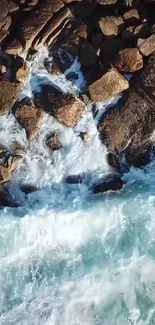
[0, 47, 155, 325]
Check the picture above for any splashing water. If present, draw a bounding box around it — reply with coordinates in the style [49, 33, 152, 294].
[0, 47, 155, 325]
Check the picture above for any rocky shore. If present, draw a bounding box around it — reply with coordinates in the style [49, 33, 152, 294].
[0, 0, 155, 205]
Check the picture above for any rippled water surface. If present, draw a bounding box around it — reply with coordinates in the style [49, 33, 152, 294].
[0, 47, 155, 325]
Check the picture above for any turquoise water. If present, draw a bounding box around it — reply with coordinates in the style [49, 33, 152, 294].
[1, 169, 155, 325]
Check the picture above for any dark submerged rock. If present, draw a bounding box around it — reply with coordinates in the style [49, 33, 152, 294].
[92, 174, 125, 194]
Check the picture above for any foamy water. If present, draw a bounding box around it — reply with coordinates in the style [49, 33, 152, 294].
[0, 47, 155, 325]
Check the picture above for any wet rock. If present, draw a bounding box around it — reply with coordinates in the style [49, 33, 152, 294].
[79, 132, 91, 142]
[34, 85, 84, 128]
[137, 33, 155, 56]
[87, 66, 129, 103]
[0, 153, 23, 183]
[99, 16, 124, 38]
[92, 174, 125, 194]
[125, 140, 151, 167]
[20, 184, 37, 194]
[123, 9, 140, 26]
[115, 48, 143, 73]
[65, 174, 83, 184]
[0, 77, 21, 115]
[14, 97, 42, 141]
[46, 133, 62, 151]
[121, 23, 151, 42]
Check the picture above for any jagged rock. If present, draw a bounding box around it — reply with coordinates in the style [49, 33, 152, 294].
[99, 16, 124, 38]
[20, 184, 37, 194]
[34, 85, 84, 128]
[137, 33, 155, 56]
[14, 97, 42, 141]
[5, 0, 64, 54]
[0, 153, 23, 183]
[0, 78, 21, 115]
[87, 66, 129, 103]
[115, 48, 143, 73]
[46, 133, 62, 151]
[92, 174, 125, 194]
[33, 7, 71, 48]
[123, 9, 140, 26]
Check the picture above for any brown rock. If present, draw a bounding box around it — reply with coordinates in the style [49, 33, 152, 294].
[99, 16, 124, 38]
[11, 56, 29, 82]
[92, 174, 125, 194]
[80, 40, 98, 66]
[88, 66, 129, 103]
[14, 97, 42, 141]
[106, 152, 122, 173]
[0, 78, 21, 115]
[46, 133, 62, 151]
[0, 0, 9, 20]
[34, 85, 84, 128]
[137, 33, 155, 56]
[115, 48, 143, 73]
[123, 9, 140, 26]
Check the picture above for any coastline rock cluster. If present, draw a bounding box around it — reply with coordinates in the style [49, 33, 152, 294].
[0, 0, 155, 203]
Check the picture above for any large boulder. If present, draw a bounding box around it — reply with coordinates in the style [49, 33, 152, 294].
[14, 97, 42, 141]
[87, 66, 129, 102]
[98, 86, 155, 167]
[0, 77, 21, 115]
[34, 85, 84, 128]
